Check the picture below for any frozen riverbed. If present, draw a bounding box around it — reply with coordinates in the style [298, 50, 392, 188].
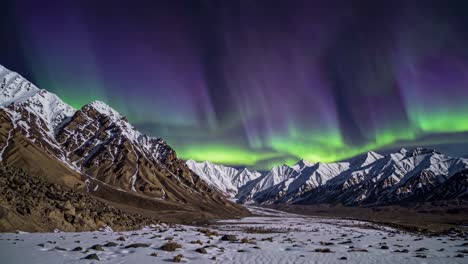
[1, 207, 466, 263]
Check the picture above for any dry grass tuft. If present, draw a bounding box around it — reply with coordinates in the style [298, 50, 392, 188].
[160, 242, 182, 252]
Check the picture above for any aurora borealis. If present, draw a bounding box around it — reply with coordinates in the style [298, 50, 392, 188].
[1, 0, 468, 169]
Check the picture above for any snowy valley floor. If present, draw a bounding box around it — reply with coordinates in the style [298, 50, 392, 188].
[0, 207, 467, 264]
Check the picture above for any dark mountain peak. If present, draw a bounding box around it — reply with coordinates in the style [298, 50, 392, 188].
[293, 159, 314, 169]
[399, 148, 409, 154]
[406, 147, 440, 158]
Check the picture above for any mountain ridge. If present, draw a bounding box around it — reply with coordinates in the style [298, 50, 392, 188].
[186, 159, 261, 197]
[187, 148, 468, 206]
[0, 64, 249, 224]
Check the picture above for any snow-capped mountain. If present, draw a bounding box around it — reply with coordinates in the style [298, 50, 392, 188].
[190, 148, 468, 206]
[237, 164, 302, 204]
[0, 64, 249, 218]
[299, 148, 468, 206]
[347, 151, 384, 167]
[186, 160, 261, 197]
[0, 65, 75, 148]
[236, 160, 351, 204]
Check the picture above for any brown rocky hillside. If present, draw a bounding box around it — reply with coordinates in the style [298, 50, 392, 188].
[0, 166, 160, 232]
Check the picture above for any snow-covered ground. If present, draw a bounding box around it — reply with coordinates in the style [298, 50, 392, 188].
[1, 207, 466, 263]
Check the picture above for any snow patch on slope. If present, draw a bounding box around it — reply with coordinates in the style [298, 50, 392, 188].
[0, 65, 76, 134]
[88, 100, 123, 120]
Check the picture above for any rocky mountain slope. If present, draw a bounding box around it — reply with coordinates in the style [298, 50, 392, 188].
[0, 64, 249, 224]
[0, 166, 158, 232]
[187, 149, 468, 206]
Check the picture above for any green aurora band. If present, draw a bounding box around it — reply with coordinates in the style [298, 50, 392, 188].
[3, 0, 468, 169]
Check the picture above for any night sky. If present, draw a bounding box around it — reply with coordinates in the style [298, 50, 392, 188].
[1, 0, 468, 169]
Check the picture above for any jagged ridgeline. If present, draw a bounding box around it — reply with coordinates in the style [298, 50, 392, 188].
[0, 64, 249, 227]
[189, 150, 468, 206]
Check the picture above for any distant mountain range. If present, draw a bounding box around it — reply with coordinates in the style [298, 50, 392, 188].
[0, 64, 248, 221]
[188, 148, 468, 206]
